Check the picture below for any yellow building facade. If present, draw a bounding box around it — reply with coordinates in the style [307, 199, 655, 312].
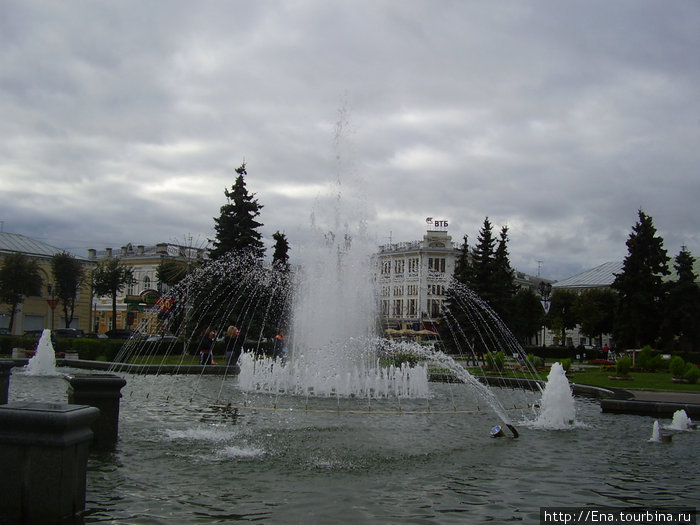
[0, 232, 95, 335]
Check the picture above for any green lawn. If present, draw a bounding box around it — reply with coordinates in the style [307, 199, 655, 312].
[125, 354, 217, 365]
[446, 363, 700, 392]
[565, 367, 700, 392]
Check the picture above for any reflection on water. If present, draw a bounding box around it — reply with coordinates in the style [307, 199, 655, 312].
[7, 371, 700, 524]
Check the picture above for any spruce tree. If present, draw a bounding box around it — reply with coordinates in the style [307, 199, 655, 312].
[271, 231, 290, 271]
[491, 226, 517, 320]
[469, 217, 496, 300]
[453, 234, 472, 284]
[611, 209, 670, 348]
[661, 248, 700, 351]
[210, 163, 265, 260]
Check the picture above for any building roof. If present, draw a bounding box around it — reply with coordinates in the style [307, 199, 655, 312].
[553, 261, 624, 289]
[0, 232, 88, 260]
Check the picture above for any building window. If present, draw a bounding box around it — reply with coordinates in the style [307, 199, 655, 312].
[381, 286, 390, 297]
[428, 284, 445, 296]
[381, 300, 390, 316]
[143, 276, 151, 289]
[393, 285, 404, 296]
[407, 284, 418, 296]
[381, 261, 391, 275]
[392, 299, 403, 316]
[428, 299, 442, 317]
[408, 299, 417, 316]
[408, 258, 419, 273]
[394, 259, 405, 274]
[428, 258, 446, 273]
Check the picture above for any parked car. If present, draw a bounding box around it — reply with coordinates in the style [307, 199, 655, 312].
[145, 334, 180, 342]
[53, 328, 85, 338]
[105, 329, 140, 339]
[85, 332, 109, 339]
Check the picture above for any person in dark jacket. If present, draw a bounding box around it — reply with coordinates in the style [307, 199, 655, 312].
[272, 331, 287, 361]
[224, 325, 244, 366]
[199, 327, 215, 365]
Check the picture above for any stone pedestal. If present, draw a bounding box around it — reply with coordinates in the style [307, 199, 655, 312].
[65, 374, 127, 449]
[0, 359, 16, 404]
[0, 402, 99, 523]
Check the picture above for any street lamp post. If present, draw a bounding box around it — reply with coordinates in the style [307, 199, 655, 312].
[46, 284, 59, 331]
[538, 281, 552, 347]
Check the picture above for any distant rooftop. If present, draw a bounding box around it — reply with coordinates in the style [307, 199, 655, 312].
[553, 261, 624, 289]
[0, 232, 87, 260]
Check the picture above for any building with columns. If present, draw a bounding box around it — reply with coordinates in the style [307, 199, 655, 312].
[373, 224, 457, 332]
[373, 222, 548, 335]
[89, 242, 206, 334]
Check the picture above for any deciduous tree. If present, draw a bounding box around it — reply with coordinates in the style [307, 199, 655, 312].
[0, 253, 43, 333]
[92, 258, 135, 331]
[51, 252, 85, 328]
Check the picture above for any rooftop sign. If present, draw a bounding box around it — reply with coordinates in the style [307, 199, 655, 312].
[426, 217, 448, 230]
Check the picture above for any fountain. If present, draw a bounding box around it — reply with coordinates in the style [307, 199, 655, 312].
[649, 420, 662, 442]
[529, 362, 577, 429]
[5, 115, 700, 522]
[23, 329, 59, 376]
[668, 409, 694, 431]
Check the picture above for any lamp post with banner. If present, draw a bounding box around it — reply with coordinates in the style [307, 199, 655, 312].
[46, 284, 59, 330]
[538, 281, 552, 346]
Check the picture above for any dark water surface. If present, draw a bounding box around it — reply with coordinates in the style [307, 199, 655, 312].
[8, 371, 699, 524]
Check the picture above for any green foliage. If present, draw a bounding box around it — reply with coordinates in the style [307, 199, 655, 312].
[662, 248, 700, 353]
[636, 345, 655, 370]
[612, 209, 670, 348]
[575, 288, 617, 341]
[466, 218, 516, 323]
[510, 288, 545, 344]
[546, 289, 579, 345]
[0, 253, 43, 333]
[390, 353, 420, 367]
[669, 356, 686, 378]
[92, 257, 135, 330]
[560, 358, 571, 371]
[210, 163, 265, 260]
[526, 353, 539, 369]
[51, 252, 86, 328]
[272, 231, 290, 270]
[684, 363, 700, 384]
[72, 338, 102, 360]
[615, 356, 632, 377]
[485, 351, 506, 372]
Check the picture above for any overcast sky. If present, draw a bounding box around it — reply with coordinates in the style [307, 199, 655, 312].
[2, 1, 698, 280]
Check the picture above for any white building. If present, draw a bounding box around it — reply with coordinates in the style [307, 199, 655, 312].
[373, 225, 457, 332]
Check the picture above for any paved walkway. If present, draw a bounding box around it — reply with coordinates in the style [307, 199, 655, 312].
[600, 388, 700, 417]
[627, 389, 700, 404]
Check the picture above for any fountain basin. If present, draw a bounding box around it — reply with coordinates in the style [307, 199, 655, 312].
[6, 372, 699, 523]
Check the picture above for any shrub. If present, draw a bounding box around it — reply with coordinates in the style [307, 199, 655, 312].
[526, 353, 539, 369]
[669, 356, 686, 378]
[72, 339, 102, 360]
[637, 345, 654, 369]
[683, 363, 699, 384]
[486, 351, 506, 372]
[615, 356, 632, 377]
[391, 353, 419, 367]
[560, 358, 571, 371]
